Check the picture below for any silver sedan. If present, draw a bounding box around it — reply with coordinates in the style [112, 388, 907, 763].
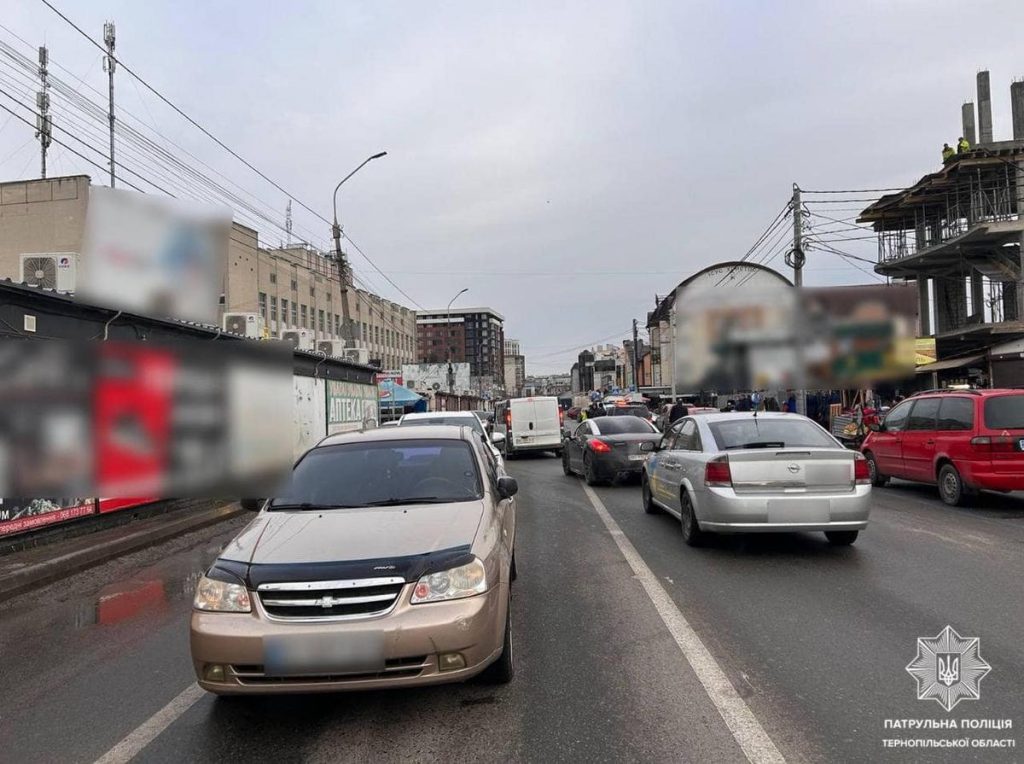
[641, 413, 872, 546]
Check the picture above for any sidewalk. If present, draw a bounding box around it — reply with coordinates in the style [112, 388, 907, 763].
[0, 501, 244, 603]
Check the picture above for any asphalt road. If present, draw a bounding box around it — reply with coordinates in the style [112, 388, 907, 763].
[1, 455, 1021, 763]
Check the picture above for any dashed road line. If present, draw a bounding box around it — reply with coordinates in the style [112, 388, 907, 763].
[94, 682, 206, 764]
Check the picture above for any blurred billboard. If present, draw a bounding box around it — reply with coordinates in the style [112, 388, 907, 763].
[79, 187, 230, 323]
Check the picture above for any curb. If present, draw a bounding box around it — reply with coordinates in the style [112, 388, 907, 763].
[0, 503, 245, 604]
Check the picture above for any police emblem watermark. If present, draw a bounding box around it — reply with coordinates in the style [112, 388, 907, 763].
[906, 625, 991, 712]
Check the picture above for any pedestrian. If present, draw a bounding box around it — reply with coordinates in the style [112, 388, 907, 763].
[669, 400, 688, 423]
[957, 136, 970, 154]
[941, 143, 955, 162]
[786, 393, 797, 413]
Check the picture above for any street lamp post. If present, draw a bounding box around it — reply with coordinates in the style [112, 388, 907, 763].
[447, 287, 468, 395]
[330, 151, 387, 342]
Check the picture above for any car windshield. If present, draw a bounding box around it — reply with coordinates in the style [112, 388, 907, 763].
[268, 439, 483, 508]
[708, 418, 837, 450]
[594, 416, 657, 434]
[399, 416, 485, 437]
[984, 395, 1024, 429]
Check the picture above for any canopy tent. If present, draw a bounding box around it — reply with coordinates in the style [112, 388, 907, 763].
[378, 379, 427, 417]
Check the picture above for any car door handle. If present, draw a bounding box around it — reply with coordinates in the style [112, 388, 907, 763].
[662, 461, 681, 470]
[925, 440, 934, 445]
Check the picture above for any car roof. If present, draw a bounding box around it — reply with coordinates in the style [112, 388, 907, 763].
[318, 424, 473, 448]
[910, 388, 1021, 398]
[689, 412, 812, 424]
[402, 411, 478, 419]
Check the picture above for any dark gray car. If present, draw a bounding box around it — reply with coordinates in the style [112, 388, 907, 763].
[562, 415, 661, 485]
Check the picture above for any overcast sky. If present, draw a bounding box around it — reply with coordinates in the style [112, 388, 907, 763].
[2, 1, 1023, 373]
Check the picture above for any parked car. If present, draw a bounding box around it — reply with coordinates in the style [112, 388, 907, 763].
[861, 388, 1024, 506]
[493, 397, 563, 458]
[190, 425, 517, 694]
[398, 411, 504, 466]
[562, 415, 661, 485]
[641, 413, 871, 546]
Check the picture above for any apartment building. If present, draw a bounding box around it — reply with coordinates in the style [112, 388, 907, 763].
[417, 306, 505, 386]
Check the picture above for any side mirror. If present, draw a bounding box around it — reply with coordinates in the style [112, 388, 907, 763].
[639, 441, 658, 453]
[868, 422, 882, 432]
[240, 498, 263, 512]
[497, 475, 519, 499]
[491, 431, 506, 445]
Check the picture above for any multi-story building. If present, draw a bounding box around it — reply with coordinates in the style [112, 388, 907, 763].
[416, 306, 505, 388]
[0, 174, 417, 370]
[503, 354, 526, 397]
[504, 338, 521, 356]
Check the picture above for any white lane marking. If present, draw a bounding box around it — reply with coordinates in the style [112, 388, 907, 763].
[94, 682, 206, 764]
[580, 484, 786, 764]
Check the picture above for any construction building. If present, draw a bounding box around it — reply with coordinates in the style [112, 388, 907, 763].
[416, 306, 506, 394]
[859, 70, 1024, 386]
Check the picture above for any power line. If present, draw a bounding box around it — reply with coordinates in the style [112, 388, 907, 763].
[802, 187, 906, 194]
[714, 201, 792, 287]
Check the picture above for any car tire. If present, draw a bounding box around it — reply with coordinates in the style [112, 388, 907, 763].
[481, 592, 514, 684]
[864, 451, 889, 487]
[680, 491, 705, 547]
[825, 530, 859, 546]
[584, 454, 601, 486]
[938, 463, 969, 507]
[641, 474, 658, 514]
[561, 449, 573, 476]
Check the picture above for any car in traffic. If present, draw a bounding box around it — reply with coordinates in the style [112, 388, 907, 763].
[562, 415, 661, 485]
[493, 397, 563, 458]
[190, 426, 518, 694]
[861, 388, 1024, 505]
[641, 413, 871, 546]
[398, 411, 505, 466]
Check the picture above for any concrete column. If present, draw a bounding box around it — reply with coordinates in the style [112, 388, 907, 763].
[961, 102, 977, 147]
[1004, 280, 1019, 322]
[971, 272, 985, 320]
[918, 278, 931, 335]
[935, 277, 967, 333]
[1018, 156, 1024, 320]
[1011, 80, 1024, 141]
[977, 71, 994, 144]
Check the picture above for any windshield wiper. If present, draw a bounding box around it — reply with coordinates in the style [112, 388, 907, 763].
[724, 441, 786, 450]
[363, 496, 454, 506]
[267, 502, 362, 511]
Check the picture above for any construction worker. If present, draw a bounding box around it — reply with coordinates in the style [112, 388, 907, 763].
[957, 136, 970, 154]
[941, 143, 955, 162]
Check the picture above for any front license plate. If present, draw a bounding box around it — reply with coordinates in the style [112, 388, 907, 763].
[628, 454, 646, 461]
[264, 632, 384, 677]
[767, 499, 829, 524]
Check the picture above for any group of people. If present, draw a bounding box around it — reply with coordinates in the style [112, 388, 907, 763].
[941, 136, 971, 162]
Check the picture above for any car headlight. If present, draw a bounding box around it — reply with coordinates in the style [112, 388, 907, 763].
[193, 575, 251, 612]
[411, 558, 487, 603]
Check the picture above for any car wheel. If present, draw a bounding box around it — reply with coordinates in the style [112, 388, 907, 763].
[680, 491, 705, 547]
[641, 474, 658, 514]
[481, 591, 514, 684]
[561, 449, 573, 476]
[825, 530, 859, 546]
[584, 454, 600, 486]
[864, 452, 889, 487]
[938, 463, 968, 506]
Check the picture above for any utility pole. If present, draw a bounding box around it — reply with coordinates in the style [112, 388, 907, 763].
[102, 21, 116, 188]
[788, 183, 807, 416]
[632, 318, 640, 390]
[35, 46, 51, 179]
[787, 183, 805, 286]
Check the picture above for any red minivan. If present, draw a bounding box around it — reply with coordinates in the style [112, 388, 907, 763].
[861, 389, 1024, 506]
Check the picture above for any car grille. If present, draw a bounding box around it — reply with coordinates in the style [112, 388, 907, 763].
[256, 576, 405, 621]
[230, 656, 430, 684]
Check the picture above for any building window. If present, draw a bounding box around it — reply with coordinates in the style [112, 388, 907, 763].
[335, 315, 341, 335]
[290, 279, 298, 291]
[281, 299, 288, 327]
[326, 292, 332, 302]
[258, 292, 267, 319]
[301, 304, 308, 329]
[318, 309, 325, 333]
[362, 322, 367, 340]
[269, 272, 277, 284]
[270, 296, 278, 323]
[310, 286, 315, 297]
[291, 301, 298, 326]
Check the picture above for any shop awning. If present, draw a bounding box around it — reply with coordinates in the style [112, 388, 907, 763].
[915, 353, 987, 374]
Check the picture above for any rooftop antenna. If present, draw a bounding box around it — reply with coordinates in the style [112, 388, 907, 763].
[102, 21, 116, 187]
[35, 45, 52, 178]
[285, 199, 293, 246]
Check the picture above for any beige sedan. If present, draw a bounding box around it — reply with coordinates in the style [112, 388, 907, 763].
[190, 425, 517, 694]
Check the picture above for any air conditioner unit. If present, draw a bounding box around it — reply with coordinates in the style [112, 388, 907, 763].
[223, 312, 264, 339]
[316, 339, 348, 357]
[20, 253, 77, 292]
[342, 347, 370, 365]
[280, 328, 313, 351]
[348, 339, 367, 350]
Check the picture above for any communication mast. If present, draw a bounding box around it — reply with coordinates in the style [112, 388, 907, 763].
[285, 200, 293, 246]
[102, 21, 116, 187]
[35, 46, 52, 178]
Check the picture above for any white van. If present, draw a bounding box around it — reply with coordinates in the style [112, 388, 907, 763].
[494, 397, 563, 458]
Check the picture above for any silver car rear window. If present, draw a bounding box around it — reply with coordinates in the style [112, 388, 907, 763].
[708, 418, 836, 450]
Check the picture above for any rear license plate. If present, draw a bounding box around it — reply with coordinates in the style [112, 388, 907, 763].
[264, 632, 384, 676]
[628, 454, 646, 461]
[767, 499, 829, 524]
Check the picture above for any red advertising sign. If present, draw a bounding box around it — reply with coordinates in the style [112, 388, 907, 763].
[375, 371, 403, 386]
[0, 499, 96, 537]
